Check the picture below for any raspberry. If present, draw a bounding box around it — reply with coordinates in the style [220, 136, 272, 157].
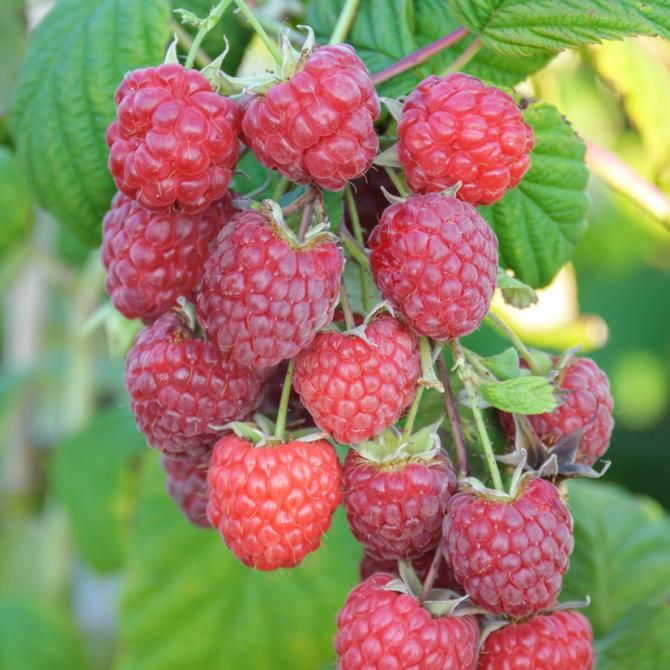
[335, 573, 479, 670]
[196, 208, 343, 369]
[478, 610, 594, 670]
[102, 192, 234, 321]
[125, 312, 262, 456]
[398, 73, 534, 205]
[369, 193, 498, 340]
[500, 357, 614, 466]
[242, 45, 380, 191]
[443, 476, 573, 618]
[107, 63, 241, 213]
[360, 550, 459, 590]
[292, 315, 421, 444]
[161, 451, 211, 529]
[343, 449, 457, 561]
[207, 434, 343, 570]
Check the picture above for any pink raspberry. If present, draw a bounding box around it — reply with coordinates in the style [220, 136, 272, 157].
[102, 192, 234, 321]
[478, 610, 594, 670]
[107, 63, 240, 213]
[125, 312, 262, 456]
[161, 451, 211, 529]
[335, 573, 479, 670]
[207, 434, 343, 570]
[343, 449, 457, 561]
[500, 357, 614, 465]
[292, 314, 420, 444]
[443, 476, 574, 618]
[242, 45, 380, 191]
[369, 193, 498, 339]
[196, 208, 343, 369]
[398, 73, 534, 205]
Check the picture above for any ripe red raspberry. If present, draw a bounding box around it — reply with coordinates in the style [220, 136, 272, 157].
[102, 192, 234, 321]
[500, 357, 614, 466]
[292, 315, 420, 444]
[107, 63, 240, 213]
[335, 573, 479, 670]
[369, 193, 498, 340]
[161, 451, 211, 529]
[443, 476, 573, 618]
[360, 551, 459, 590]
[343, 449, 457, 561]
[207, 434, 343, 570]
[398, 73, 534, 205]
[478, 610, 594, 670]
[125, 312, 262, 456]
[196, 208, 343, 369]
[242, 45, 380, 191]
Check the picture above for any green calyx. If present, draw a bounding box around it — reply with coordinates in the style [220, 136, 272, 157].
[354, 421, 443, 466]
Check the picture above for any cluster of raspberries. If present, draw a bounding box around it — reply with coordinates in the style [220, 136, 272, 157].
[102, 39, 609, 670]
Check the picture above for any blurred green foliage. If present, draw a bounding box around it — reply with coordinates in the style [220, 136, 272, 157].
[1, 1, 669, 669]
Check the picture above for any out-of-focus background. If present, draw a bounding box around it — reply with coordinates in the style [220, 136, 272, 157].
[1, 1, 669, 669]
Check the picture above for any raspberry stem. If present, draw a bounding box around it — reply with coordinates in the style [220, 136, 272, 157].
[345, 185, 371, 311]
[182, 0, 234, 69]
[420, 544, 444, 602]
[297, 199, 315, 242]
[383, 168, 409, 198]
[443, 36, 482, 75]
[486, 313, 545, 376]
[419, 337, 444, 392]
[329, 0, 361, 44]
[448, 339, 504, 491]
[274, 359, 295, 441]
[338, 225, 370, 269]
[233, 0, 282, 65]
[371, 26, 469, 86]
[401, 386, 425, 442]
[339, 282, 356, 330]
[437, 354, 469, 478]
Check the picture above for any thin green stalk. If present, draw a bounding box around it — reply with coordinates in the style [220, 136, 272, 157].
[340, 282, 355, 330]
[233, 0, 282, 65]
[448, 339, 504, 490]
[184, 0, 234, 69]
[274, 359, 295, 441]
[339, 227, 370, 269]
[486, 313, 543, 376]
[272, 177, 289, 201]
[384, 167, 410, 198]
[345, 186, 371, 311]
[419, 336, 444, 391]
[329, 0, 360, 44]
[444, 36, 482, 74]
[401, 386, 425, 442]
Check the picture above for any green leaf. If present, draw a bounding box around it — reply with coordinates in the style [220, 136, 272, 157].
[563, 480, 670, 637]
[481, 101, 590, 288]
[114, 452, 360, 670]
[52, 408, 145, 573]
[478, 348, 520, 380]
[0, 2, 26, 116]
[592, 38, 670, 171]
[496, 270, 538, 308]
[0, 147, 32, 258]
[479, 375, 557, 413]
[0, 599, 88, 670]
[415, 0, 553, 88]
[448, 0, 670, 57]
[323, 190, 345, 230]
[10, 0, 171, 246]
[596, 602, 670, 670]
[307, 0, 419, 97]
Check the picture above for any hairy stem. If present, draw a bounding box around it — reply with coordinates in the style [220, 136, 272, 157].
[420, 544, 444, 602]
[372, 26, 468, 86]
[233, 0, 282, 65]
[486, 313, 543, 376]
[184, 0, 234, 69]
[437, 355, 469, 478]
[274, 359, 295, 441]
[401, 386, 425, 442]
[345, 186, 371, 311]
[329, 0, 361, 44]
[297, 200, 315, 242]
[586, 140, 670, 232]
[444, 36, 482, 74]
[448, 339, 504, 490]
